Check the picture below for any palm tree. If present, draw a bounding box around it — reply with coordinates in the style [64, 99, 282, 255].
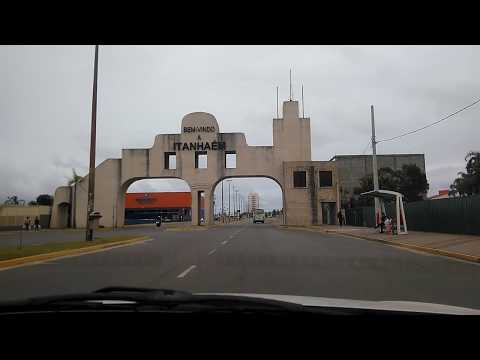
[67, 168, 83, 228]
[449, 152, 480, 197]
[68, 168, 83, 185]
[465, 151, 480, 175]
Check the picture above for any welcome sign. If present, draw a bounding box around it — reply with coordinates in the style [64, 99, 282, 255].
[173, 141, 226, 151]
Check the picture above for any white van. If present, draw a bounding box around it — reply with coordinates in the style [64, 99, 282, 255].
[253, 209, 265, 224]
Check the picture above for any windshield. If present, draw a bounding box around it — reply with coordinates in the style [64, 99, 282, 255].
[0, 45, 479, 313]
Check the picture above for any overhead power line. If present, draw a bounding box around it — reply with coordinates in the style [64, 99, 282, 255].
[376, 97, 480, 144]
[361, 140, 371, 154]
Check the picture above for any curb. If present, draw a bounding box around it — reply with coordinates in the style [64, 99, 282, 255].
[0, 236, 150, 270]
[325, 230, 480, 264]
[278, 225, 480, 264]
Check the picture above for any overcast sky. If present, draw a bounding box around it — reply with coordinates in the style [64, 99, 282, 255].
[1, 45, 479, 210]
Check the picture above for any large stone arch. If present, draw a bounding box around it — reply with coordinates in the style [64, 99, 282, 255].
[50, 100, 334, 228]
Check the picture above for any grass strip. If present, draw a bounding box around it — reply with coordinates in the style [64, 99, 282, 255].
[0, 235, 142, 262]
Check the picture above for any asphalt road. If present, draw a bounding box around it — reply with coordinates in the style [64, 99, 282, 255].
[1, 223, 480, 309]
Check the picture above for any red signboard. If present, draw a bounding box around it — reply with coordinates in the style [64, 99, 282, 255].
[125, 192, 191, 209]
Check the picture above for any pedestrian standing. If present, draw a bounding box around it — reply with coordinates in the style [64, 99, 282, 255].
[337, 210, 344, 227]
[385, 217, 392, 234]
[24, 217, 31, 231]
[34, 216, 40, 231]
[380, 213, 387, 233]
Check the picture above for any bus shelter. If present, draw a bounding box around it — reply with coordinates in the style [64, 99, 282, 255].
[360, 189, 408, 235]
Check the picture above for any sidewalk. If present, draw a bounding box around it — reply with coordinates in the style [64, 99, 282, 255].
[282, 224, 480, 263]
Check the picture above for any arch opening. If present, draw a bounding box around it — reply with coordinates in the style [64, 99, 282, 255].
[122, 178, 192, 226]
[212, 176, 284, 225]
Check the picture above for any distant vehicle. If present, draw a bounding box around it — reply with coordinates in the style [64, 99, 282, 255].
[253, 209, 265, 224]
[155, 216, 162, 227]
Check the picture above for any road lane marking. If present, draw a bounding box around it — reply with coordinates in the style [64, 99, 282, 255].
[208, 249, 217, 255]
[221, 240, 228, 245]
[177, 265, 196, 278]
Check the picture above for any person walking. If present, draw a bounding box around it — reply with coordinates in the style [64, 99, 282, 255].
[337, 210, 344, 227]
[34, 216, 40, 231]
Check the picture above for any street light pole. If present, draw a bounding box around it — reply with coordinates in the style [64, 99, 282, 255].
[86, 45, 99, 242]
[221, 180, 224, 222]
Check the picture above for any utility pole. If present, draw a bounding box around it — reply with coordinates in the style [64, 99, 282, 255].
[86, 45, 99, 242]
[371, 105, 380, 226]
[221, 180, 224, 222]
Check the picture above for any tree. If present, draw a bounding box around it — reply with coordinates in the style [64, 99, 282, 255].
[36, 194, 54, 206]
[28, 201, 38, 206]
[353, 164, 429, 205]
[398, 164, 429, 202]
[68, 168, 83, 186]
[449, 151, 480, 197]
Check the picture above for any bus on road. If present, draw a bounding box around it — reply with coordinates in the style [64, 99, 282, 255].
[253, 209, 265, 224]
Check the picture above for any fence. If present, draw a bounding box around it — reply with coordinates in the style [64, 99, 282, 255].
[345, 195, 480, 235]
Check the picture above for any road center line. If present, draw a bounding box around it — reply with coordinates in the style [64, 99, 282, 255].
[221, 240, 228, 245]
[208, 249, 217, 255]
[177, 265, 196, 278]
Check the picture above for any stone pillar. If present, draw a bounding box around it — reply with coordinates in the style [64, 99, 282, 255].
[204, 189, 214, 225]
[116, 190, 125, 228]
[191, 189, 199, 226]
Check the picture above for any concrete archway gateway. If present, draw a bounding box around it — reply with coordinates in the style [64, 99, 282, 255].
[50, 100, 340, 228]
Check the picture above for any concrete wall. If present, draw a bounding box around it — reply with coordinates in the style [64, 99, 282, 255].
[0, 205, 52, 229]
[333, 154, 426, 203]
[273, 101, 311, 163]
[70, 159, 122, 229]
[283, 161, 339, 226]
[50, 186, 71, 228]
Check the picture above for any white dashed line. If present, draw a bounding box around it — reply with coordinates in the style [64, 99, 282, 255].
[177, 265, 196, 278]
[208, 249, 217, 255]
[221, 240, 228, 245]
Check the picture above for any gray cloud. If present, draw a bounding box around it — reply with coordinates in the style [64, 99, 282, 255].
[1, 46, 479, 206]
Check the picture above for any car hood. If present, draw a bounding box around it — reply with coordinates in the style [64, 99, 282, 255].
[197, 293, 480, 315]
